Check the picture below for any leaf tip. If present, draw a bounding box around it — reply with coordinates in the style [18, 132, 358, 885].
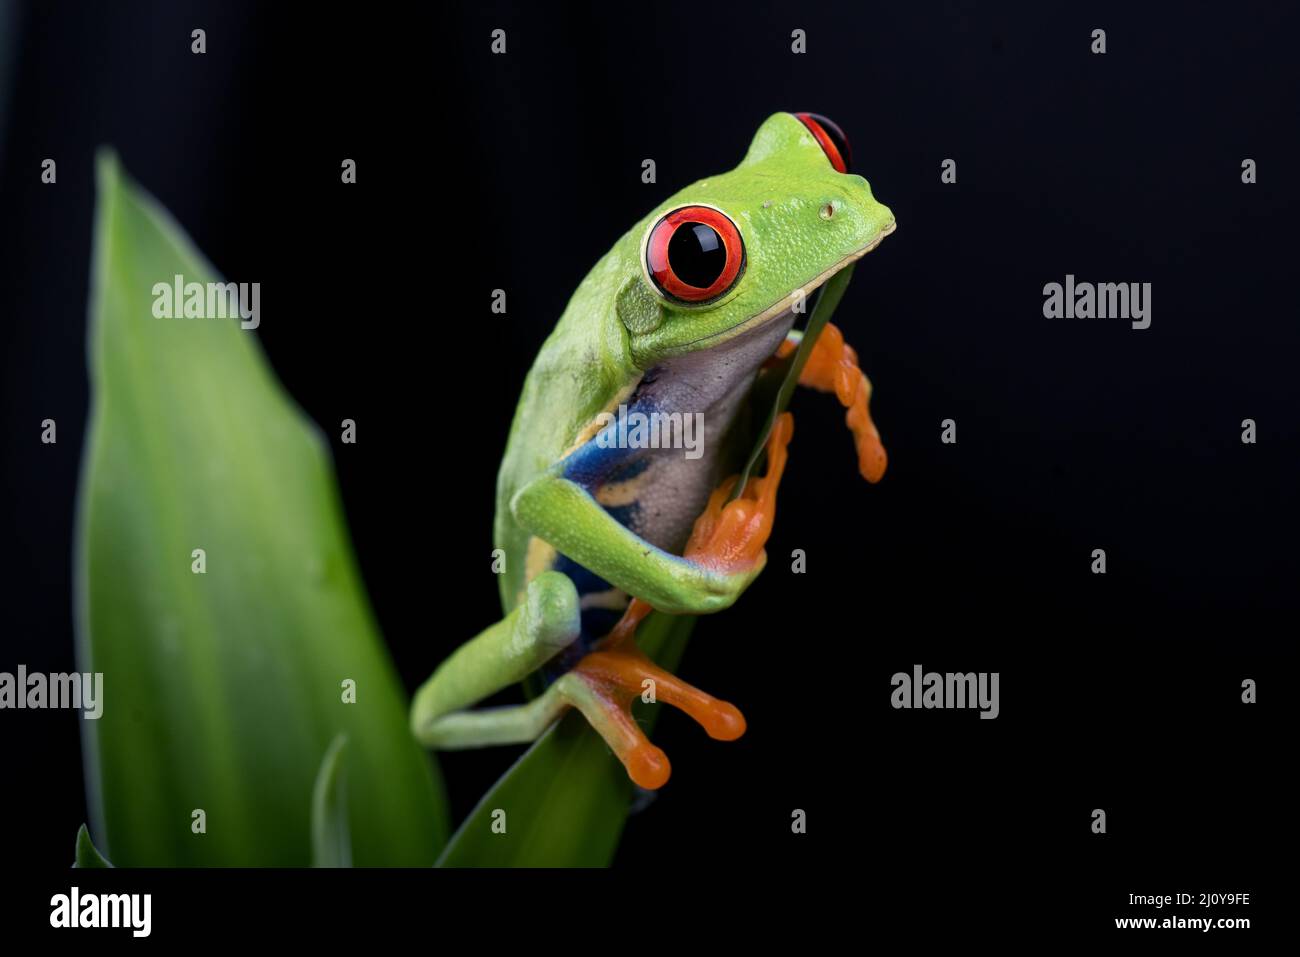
[73, 823, 114, 868]
[94, 146, 121, 193]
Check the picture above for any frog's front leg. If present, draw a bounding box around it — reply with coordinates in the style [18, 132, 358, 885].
[510, 464, 768, 617]
[775, 322, 887, 482]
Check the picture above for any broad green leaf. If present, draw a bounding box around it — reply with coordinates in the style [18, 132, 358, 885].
[311, 734, 351, 867]
[437, 612, 694, 867]
[73, 824, 113, 868]
[76, 151, 447, 865]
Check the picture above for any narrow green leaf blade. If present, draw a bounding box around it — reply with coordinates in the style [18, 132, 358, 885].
[732, 264, 856, 499]
[76, 151, 448, 865]
[73, 824, 113, 868]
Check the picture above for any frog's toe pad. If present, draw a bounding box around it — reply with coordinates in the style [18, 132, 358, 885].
[557, 644, 746, 790]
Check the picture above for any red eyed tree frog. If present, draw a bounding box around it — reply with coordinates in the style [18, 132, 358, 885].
[411, 112, 895, 789]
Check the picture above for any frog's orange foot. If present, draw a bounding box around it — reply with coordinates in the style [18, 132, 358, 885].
[558, 642, 746, 790]
[684, 410, 795, 572]
[775, 323, 887, 482]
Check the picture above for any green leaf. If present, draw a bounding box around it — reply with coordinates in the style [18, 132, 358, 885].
[437, 612, 694, 867]
[76, 151, 448, 865]
[311, 734, 351, 867]
[73, 824, 113, 868]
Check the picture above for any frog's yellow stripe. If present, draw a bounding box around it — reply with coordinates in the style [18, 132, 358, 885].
[595, 469, 650, 508]
[522, 536, 557, 597]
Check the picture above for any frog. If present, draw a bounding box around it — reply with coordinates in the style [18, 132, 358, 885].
[411, 111, 895, 790]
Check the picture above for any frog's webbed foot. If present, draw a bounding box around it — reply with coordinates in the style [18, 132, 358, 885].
[774, 322, 887, 482]
[556, 644, 745, 790]
[560, 413, 796, 789]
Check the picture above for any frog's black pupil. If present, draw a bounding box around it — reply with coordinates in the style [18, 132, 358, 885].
[668, 222, 726, 288]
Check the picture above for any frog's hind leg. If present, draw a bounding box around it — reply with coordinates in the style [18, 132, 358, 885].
[410, 570, 581, 748]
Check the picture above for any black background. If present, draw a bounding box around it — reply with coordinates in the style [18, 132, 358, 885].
[0, 0, 1292, 937]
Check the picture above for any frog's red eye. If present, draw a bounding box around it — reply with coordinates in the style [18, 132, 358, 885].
[645, 206, 745, 303]
[793, 112, 852, 174]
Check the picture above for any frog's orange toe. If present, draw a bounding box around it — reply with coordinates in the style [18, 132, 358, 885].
[849, 393, 888, 483]
[701, 700, 747, 741]
[793, 322, 888, 483]
[626, 744, 672, 791]
[859, 440, 888, 484]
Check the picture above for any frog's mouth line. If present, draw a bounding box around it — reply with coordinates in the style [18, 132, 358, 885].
[688, 218, 897, 350]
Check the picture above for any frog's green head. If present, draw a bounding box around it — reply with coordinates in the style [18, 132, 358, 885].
[616, 112, 895, 367]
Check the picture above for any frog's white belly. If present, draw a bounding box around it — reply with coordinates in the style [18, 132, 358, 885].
[609, 309, 798, 555]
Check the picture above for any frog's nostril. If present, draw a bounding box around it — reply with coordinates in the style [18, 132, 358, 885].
[792, 112, 852, 174]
